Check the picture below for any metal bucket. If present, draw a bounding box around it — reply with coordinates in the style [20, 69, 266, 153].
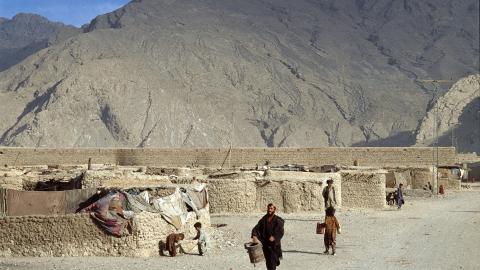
[244, 242, 264, 264]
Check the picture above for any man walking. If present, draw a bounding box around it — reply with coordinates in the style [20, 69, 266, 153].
[252, 203, 285, 270]
[322, 179, 337, 211]
[397, 183, 404, 209]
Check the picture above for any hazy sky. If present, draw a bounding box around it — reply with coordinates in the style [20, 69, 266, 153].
[0, 0, 130, 27]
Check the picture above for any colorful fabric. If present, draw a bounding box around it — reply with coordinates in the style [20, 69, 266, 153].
[81, 192, 132, 237]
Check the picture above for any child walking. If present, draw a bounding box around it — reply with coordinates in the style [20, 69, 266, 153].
[323, 206, 341, 256]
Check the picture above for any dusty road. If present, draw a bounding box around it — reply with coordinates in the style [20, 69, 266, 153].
[1, 190, 479, 270]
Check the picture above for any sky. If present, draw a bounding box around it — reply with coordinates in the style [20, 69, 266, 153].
[0, 0, 130, 27]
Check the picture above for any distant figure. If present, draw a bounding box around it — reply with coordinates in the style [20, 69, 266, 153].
[386, 192, 395, 205]
[439, 184, 445, 195]
[322, 179, 337, 211]
[165, 233, 185, 257]
[428, 182, 433, 192]
[193, 222, 210, 256]
[397, 184, 404, 209]
[323, 206, 341, 256]
[251, 203, 284, 270]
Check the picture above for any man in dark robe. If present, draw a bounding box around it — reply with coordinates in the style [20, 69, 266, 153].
[251, 203, 284, 270]
[397, 183, 404, 209]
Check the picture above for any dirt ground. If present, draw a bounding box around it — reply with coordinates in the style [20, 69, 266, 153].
[1, 190, 479, 270]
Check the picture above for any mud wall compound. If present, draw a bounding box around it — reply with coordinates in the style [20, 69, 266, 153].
[341, 172, 386, 209]
[0, 210, 209, 257]
[207, 172, 341, 213]
[0, 147, 456, 167]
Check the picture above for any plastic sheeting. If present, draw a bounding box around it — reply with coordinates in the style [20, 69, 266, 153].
[6, 190, 66, 216]
[0, 188, 97, 216]
[152, 188, 186, 229]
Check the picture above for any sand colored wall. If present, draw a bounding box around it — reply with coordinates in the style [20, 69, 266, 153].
[0, 210, 209, 257]
[208, 172, 341, 214]
[409, 167, 435, 189]
[0, 147, 456, 167]
[341, 172, 386, 209]
[438, 178, 461, 191]
[207, 178, 257, 213]
[0, 176, 23, 190]
[82, 170, 172, 189]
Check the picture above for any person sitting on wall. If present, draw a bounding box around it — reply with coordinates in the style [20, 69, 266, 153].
[322, 179, 337, 212]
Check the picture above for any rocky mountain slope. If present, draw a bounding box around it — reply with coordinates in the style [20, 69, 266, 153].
[0, 13, 79, 72]
[0, 0, 478, 149]
[415, 74, 479, 153]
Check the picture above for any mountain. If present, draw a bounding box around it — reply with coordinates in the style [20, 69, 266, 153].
[0, 0, 478, 149]
[0, 13, 80, 72]
[415, 74, 480, 153]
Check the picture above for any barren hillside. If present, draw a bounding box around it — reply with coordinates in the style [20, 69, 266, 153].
[416, 74, 480, 153]
[0, 0, 478, 148]
[0, 13, 79, 72]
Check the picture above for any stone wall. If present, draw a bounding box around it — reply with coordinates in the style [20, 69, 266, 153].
[0, 147, 456, 168]
[341, 171, 386, 209]
[0, 210, 209, 257]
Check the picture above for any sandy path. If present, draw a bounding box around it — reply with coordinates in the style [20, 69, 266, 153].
[1, 190, 479, 270]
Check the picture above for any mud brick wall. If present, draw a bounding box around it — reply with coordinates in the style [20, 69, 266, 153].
[207, 178, 257, 213]
[341, 171, 386, 209]
[257, 171, 341, 213]
[0, 147, 456, 167]
[0, 211, 209, 257]
[0, 177, 23, 190]
[385, 167, 435, 190]
[82, 170, 172, 189]
[438, 178, 461, 191]
[208, 172, 341, 214]
[410, 167, 435, 189]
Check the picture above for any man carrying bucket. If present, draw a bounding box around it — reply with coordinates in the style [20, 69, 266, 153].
[251, 203, 285, 270]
